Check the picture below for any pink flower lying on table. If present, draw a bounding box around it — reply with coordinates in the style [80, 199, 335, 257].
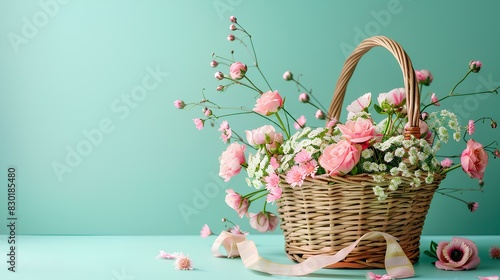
[174, 254, 193, 270]
[366, 272, 393, 280]
[435, 237, 480, 270]
[157, 250, 181, 259]
[477, 276, 499, 280]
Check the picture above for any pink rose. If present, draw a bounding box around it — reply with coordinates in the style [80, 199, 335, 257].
[245, 125, 281, 146]
[435, 237, 480, 270]
[249, 212, 279, 232]
[415, 69, 433, 86]
[253, 90, 283, 116]
[319, 140, 361, 176]
[461, 139, 488, 180]
[174, 100, 185, 109]
[225, 189, 249, 218]
[337, 119, 377, 144]
[469, 60, 482, 73]
[219, 142, 246, 182]
[229, 62, 247, 80]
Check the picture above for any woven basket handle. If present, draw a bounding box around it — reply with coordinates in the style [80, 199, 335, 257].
[327, 36, 421, 138]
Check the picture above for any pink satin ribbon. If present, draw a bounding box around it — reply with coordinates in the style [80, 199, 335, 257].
[212, 231, 415, 279]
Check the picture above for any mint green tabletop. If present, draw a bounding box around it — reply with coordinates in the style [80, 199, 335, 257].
[1, 235, 499, 279]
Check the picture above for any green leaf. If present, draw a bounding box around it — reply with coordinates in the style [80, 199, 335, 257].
[374, 103, 385, 114]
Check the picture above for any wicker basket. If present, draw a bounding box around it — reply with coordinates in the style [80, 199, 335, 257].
[276, 36, 443, 269]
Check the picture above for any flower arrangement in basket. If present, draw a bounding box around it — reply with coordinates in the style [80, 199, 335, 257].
[175, 16, 499, 268]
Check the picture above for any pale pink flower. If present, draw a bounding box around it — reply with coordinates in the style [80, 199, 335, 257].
[219, 142, 247, 182]
[283, 71, 293, 81]
[415, 69, 433, 86]
[299, 92, 309, 102]
[157, 250, 180, 259]
[174, 100, 185, 109]
[468, 202, 479, 213]
[229, 15, 237, 23]
[269, 157, 280, 170]
[435, 237, 480, 270]
[469, 60, 483, 73]
[227, 34, 235, 41]
[461, 139, 489, 180]
[468, 120, 476, 135]
[477, 276, 500, 280]
[489, 246, 500, 259]
[174, 254, 193, 270]
[366, 272, 393, 280]
[249, 212, 279, 232]
[253, 90, 283, 116]
[346, 92, 371, 114]
[203, 108, 212, 117]
[337, 119, 377, 144]
[229, 24, 236, 31]
[294, 115, 306, 130]
[214, 71, 224, 80]
[265, 176, 282, 203]
[294, 149, 312, 164]
[441, 158, 453, 168]
[210, 60, 218, 68]
[326, 118, 338, 128]
[319, 140, 361, 176]
[193, 118, 204, 130]
[285, 165, 306, 187]
[225, 189, 249, 218]
[301, 160, 318, 177]
[229, 62, 247, 80]
[245, 125, 278, 146]
[200, 224, 212, 238]
[264, 172, 280, 189]
[315, 110, 325, 120]
[431, 93, 440, 106]
[219, 121, 232, 143]
[377, 88, 406, 108]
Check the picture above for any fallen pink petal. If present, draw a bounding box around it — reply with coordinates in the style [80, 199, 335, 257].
[366, 271, 393, 280]
[477, 276, 500, 280]
[157, 250, 181, 259]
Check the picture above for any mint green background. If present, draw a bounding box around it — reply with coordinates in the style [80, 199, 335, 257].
[0, 0, 498, 236]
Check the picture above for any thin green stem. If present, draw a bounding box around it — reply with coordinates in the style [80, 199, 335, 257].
[274, 111, 291, 139]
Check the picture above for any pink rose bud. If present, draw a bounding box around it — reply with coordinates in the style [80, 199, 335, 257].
[491, 120, 497, 128]
[421, 112, 429, 121]
[431, 93, 440, 106]
[282, 71, 293, 81]
[494, 149, 500, 158]
[216, 85, 225, 91]
[174, 100, 185, 109]
[210, 60, 218, 68]
[203, 107, 212, 116]
[415, 69, 433, 86]
[468, 120, 475, 135]
[440, 158, 453, 168]
[229, 24, 236, 31]
[229, 62, 247, 80]
[299, 93, 309, 103]
[469, 60, 482, 73]
[229, 16, 237, 23]
[227, 34, 235, 41]
[315, 110, 325, 120]
[215, 71, 224, 80]
[467, 202, 479, 212]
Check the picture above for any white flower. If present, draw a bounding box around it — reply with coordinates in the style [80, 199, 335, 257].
[361, 149, 374, 159]
[384, 152, 394, 163]
[378, 163, 387, 171]
[390, 167, 399, 176]
[453, 132, 461, 142]
[395, 147, 405, 157]
[372, 174, 384, 183]
[363, 161, 373, 171]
